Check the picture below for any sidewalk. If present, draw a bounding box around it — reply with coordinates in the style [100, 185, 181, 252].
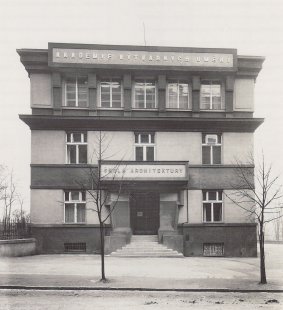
[0, 244, 282, 291]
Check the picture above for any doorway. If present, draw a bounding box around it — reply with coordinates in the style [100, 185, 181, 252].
[130, 191, 160, 235]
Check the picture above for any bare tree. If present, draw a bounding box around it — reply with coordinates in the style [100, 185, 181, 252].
[272, 203, 283, 241]
[226, 154, 283, 284]
[2, 171, 17, 222]
[78, 131, 125, 282]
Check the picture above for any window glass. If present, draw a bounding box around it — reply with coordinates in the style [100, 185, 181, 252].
[141, 134, 149, 143]
[65, 77, 88, 107]
[214, 203, 222, 221]
[71, 191, 80, 201]
[208, 191, 217, 200]
[77, 204, 86, 222]
[146, 147, 154, 161]
[168, 82, 189, 109]
[136, 147, 143, 161]
[65, 204, 75, 223]
[213, 146, 221, 164]
[100, 80, 122, 108]
[73, 133, 82, 142]
[67, 145, 76, 164]
[202, 146, 210, 165]
[203, 203, 211, 222]
[134, 81, 156, 109]
[79, 145, 87, 164]
[200, 81, 222, 110]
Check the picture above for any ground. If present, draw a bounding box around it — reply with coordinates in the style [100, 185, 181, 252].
[0, 290, 282, 309]
[0, 243, 282, 309]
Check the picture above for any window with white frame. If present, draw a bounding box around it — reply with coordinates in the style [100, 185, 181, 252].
[66, 132, 87, 164]
[203, 190, 223, 222]
[134, 80, 156, 109]
[135, 133, 155, 161]
[64, 191, 86, 223]
[65, 76, 88, 107]
[167, 81, 189, 109]
[200, 80, 223, 110]
[100, 79, 122, 108]
[202, 134, 222, 165]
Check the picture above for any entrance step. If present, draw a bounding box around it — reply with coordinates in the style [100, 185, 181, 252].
[110, 235, 183, 258]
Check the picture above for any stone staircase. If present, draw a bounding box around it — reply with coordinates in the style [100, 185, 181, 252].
[110, 235, 183, 257]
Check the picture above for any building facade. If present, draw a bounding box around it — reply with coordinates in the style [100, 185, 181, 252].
[18, 43, 264, 256]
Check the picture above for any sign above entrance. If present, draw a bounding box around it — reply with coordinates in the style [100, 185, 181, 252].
[101, 162, 188, 181]
[48, 43, 236, 69]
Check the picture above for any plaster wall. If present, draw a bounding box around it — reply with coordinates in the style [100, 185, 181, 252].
[223, 132, 253, 164]
[30, 73, 52, 107]
[233, 78, 254, 111]
[188, 190, 202, 223]
[156, 132, 201, 164]
[31, 130, 65, 164]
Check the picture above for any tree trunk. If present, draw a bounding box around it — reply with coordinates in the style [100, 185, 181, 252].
[259, 224, 267, 284]
[99, 222, 106, 281]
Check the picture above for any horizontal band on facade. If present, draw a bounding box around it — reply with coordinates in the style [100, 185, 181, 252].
[29, 224, 111, 228]
[179, 223, 257, 227]
[20, 115, 264, 132]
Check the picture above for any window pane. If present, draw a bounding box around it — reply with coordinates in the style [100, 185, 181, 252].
[206, 134, 218, 145]
[213, 146, 221, 164]
[67, 133, 72, 142]
[65, 204, 75, 223]
[200, 96, 210, 110]
[66, 99, 76, 107]
[179, 84, 189, 109]
[79, 145, 87, 164]
[213, 203, 222, 221]
[67, 145, 77, 164]
[202, 191, 207, 201]
[81, 191, 86, 201]
[168, 83, 178, 108]
[202, 146, 211, 164]
[150, 134, 155, 143]
[208, 191, 217, 200]
[73, 133, 82, 142]
[140, 134, 149, 143]
[212, 96, 221, 110]
[146, 147, 154, 161]
[65, 192, 70, 201]
[146, 87, 155, 109]
[203, 203, 211, 222]
[71, 191, 80, 201]
[135, 83, 145, 108]
[135, 147, 143, 161]
[77, 204, 86, 222]
[218, 191, 222, 200]
[135, 134, 139, 143]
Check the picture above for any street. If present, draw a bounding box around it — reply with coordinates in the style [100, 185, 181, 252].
[0, 290, 282, 310]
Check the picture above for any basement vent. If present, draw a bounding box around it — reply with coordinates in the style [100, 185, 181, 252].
[64, 242, 86, 253]
[203, 243, 224, 257]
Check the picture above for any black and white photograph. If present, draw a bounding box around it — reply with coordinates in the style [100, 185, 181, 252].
[0, 0, 283, 309]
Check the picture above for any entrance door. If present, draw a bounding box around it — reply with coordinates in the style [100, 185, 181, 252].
[130, 192, 160, 235]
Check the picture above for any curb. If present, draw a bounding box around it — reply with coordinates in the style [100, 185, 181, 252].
[1, 286, 283, 293]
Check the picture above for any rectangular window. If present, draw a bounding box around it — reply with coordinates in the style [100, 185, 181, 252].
[135, 133, 155, 161]
[66, 132, 87, 164]
[167, 82, 189, 109]
[203, 243, 224, 256]
[100, 79, 122, 108]
[65, 77, 88, 107]
[203, 190, 223, 223]
[200, 80, 223, 110]
[64, 191, 86, 223]
[134, 80, 156, 109]
[202, 134, 222, 165]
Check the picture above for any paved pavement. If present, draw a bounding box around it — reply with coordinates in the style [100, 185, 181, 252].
[0, 243, 282, 291]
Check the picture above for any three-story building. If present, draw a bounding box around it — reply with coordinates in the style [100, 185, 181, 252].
[18, 43, 264, 256]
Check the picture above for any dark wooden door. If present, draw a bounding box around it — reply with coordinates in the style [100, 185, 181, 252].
[130, 192, 160, 235]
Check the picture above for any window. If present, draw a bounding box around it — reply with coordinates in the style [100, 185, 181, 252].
[64, 191, 86, 223]
[200, 80, 222, 110]
[134, 80, 156, 109]
[203, 190, 223, 222]
[202, 134, 221, 165]
[203, 243, 224, 256]
[66, 132, 87, 164]
[64, 243, 86, 253]
[100, 79, 122, 108]
[135, 133, 155, 161]
[167, 82, 189, 109]
[65, 76, 88, 107]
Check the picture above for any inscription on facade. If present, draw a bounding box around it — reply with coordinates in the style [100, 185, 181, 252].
[101, 164, 187, 180]
[51, 48, 234, 68]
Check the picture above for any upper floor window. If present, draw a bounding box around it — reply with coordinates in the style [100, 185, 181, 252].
[135, 133, 155, 161]
[134, 80, 156, 109]
[202, 134, 221, 165]
[64, 191, 86, 223]
[167, 82, 190, 109]
[203, 190, 223, 222]
[200, 80, 223, 110]
[66, 132, 87, 164]
[100, 79, 123, 109]
[65, 77, 88, 108]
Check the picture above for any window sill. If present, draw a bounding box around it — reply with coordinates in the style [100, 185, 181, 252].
[97, 107, 124, 110]
[62, 106, 89, 109]
[132, 108, 158, 111]
[199, 109, 225, 112]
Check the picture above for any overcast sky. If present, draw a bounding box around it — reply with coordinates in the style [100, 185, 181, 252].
[1, 0, 283, 212]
